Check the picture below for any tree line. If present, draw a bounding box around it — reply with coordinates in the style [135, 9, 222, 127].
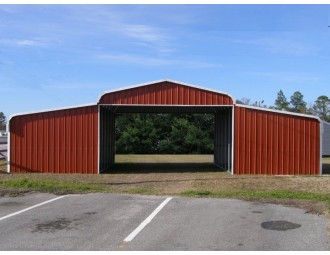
[116, 113, 214, 154]
[237, 90, 330, 122]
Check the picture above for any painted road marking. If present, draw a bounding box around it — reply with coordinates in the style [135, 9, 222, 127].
[124, 197, 173, 242]
[0, 195, 67, 222]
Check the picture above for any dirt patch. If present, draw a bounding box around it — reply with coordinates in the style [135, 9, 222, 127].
[0, 159, 6, 174]
[115, 154, 214, 163]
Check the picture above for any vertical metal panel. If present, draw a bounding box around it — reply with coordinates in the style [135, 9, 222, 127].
[99, 81, 234, 106]
[234, 106, 321, 175]
[214, 109, 232, 170]
[99, 106, 115, 172]
[9, 105, 98, 174]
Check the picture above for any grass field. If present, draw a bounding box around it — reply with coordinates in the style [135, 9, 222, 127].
[0, 155, 330, 215]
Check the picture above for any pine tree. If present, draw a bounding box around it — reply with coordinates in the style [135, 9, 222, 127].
[0, 112, 6, 130]
[274, 90, 290, 110]
[290, 91, 307, 113]
[313, 95, 330, 122]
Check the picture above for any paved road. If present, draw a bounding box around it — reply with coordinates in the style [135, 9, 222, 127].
[0, 193, 328, 251]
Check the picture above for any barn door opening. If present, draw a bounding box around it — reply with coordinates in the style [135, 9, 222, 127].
[98, 105, 233, 174]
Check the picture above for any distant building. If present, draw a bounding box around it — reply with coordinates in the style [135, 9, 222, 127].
[323, 121, 330, 157]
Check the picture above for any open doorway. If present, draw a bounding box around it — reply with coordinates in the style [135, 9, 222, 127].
[99, 105, 232, 174]
[114, 113, 216, 173]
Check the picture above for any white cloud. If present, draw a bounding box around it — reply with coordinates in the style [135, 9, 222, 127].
[41, 82, 108, 90]
[0, 6, 177, 54]
[234, 37, 320, 57]
[0, 38, 52, 47]
[122, 24, 165, 43]
[62, 6, 177, 54]
[243, 71, 320, 84]
[96, 53, 220, 69]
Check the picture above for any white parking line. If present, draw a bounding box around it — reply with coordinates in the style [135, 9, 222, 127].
[124, 197, 173, 242]
[0, 195, 67, 222]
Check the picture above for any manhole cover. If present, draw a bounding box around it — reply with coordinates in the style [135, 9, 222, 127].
[261, 221, 301, 231]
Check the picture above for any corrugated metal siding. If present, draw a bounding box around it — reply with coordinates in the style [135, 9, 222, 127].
[323, 122, 330, 156]
[9, 105, 98, 174]
[99, 106, 115, 172]
[214, 109, 232, 170]
[234, 106, 320, 175]
[99, 81, 234, 105]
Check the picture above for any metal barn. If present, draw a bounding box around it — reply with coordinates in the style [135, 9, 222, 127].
[7, 80, 321, 175]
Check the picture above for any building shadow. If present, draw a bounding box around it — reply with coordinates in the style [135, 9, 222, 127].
[101, 163, 227, 174]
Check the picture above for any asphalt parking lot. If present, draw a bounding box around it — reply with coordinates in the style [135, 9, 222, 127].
[0, 192, 328, 251]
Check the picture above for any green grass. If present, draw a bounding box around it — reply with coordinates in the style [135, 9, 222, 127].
[0, 178, 105, 194]
[181, 190, 212, 196]
[123, 187, 152, 195]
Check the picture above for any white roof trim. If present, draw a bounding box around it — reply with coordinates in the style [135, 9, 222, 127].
[7, 103, 96, 132]
[235, 104, 321, 122]
[99, 104, 233, 107]
[97, 79, 235, 103]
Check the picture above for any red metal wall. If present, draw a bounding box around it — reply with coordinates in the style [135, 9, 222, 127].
[9, 105, 98, 174]
[234, 106, 321, 175]
[99, 81, 234, 105]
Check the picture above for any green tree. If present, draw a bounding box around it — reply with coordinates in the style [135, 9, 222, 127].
[0, 112, 6, 130]
[236, 97, 251, 105]
[290, 91, 307, 113]
[274, 90, 290, 110]
[313, 95, 330, 122]
[115, 113, 214, 154]
[116, 114, 158, 154]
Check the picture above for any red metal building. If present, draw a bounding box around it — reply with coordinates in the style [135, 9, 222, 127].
[7, 80, 322, 175]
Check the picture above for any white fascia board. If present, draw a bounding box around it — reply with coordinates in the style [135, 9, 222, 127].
[235, 104, 322, 122]
[231, 106, 235, 175]
[97, 79, 235, 103]
[320, 123, 323, 175]
[97, 104, 100, 175]
[7, 123, 10, 174]
[7, 103, 96, 132]
[99, 104, 234, 107]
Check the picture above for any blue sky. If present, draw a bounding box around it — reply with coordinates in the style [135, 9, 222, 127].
[1, 4, 330, 118]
